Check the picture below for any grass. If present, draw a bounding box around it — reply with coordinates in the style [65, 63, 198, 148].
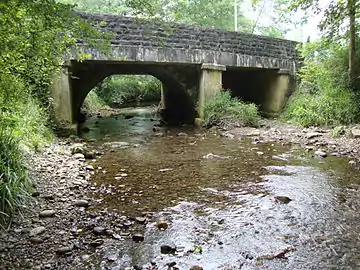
[203, 90, 260, 127]
[283, 86, 360, 127]
[0, 131, 32, 226]
[0, 75, 51, 226]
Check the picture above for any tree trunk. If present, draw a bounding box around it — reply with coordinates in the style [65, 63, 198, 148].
[348, 0, 357, 89]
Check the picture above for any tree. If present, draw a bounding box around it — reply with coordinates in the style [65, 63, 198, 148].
[288, 0, 360, 89]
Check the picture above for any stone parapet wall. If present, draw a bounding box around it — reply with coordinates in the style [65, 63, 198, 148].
[77, 12, 299, 62]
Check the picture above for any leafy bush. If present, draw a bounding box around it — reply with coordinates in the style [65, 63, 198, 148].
[283, 41, 360, 127]
[0, 0, 107, 224]
[95, 75, 161, 106]
[203, 91, 260, 127]
[0, 131, 32, 226]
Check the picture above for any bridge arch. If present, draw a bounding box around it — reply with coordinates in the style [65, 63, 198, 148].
[69, 60, 199, 125]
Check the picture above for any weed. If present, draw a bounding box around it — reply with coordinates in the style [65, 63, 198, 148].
[203, 91, 260, 127]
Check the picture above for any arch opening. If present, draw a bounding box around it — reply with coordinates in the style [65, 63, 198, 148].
[222, 67, 281, 114]
[70, 61, 197, 125]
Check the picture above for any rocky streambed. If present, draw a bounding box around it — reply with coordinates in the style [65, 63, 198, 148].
[2, 113, 360, 269]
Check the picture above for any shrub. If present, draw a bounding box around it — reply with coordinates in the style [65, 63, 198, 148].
[283, 41, 360, 127]
[0, 131, 32, 226]
[203, 91, 260, 127]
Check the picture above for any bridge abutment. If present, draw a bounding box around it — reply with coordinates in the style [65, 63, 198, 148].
[51, 67, 76, 132]
[262, 70, 295, 116]
[197, 63, 226, 119]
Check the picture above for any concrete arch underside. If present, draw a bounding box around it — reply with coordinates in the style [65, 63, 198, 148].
[69, 60, 201, 124]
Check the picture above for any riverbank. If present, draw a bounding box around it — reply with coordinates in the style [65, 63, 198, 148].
[218, 119, 360, 164]
[1, 118, 360, 269]
[0, 138, 150, 269]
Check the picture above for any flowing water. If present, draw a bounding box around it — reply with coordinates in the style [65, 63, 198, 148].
[79, 107, 360, 270]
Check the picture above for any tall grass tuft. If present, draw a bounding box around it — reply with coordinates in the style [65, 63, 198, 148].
[203, 91, 260, 127]
[0, 131, 32, 226]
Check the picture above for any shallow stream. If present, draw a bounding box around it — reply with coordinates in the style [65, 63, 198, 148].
[79, 107, 360, 270]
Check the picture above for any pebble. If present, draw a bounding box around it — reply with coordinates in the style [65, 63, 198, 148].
[274, 196, 292, 204]
[160, 245, 177, 254]
[314, 150, 327, 158]
[85, 165, 94, 171]
[81, 254, 91, 260]
[93, 227, 106, 235]
[29, 226, 46, 237]
[156, 221, 168, 230]
[29, 237, 44, 244]
[39, 210, 56, 218]
[132, 234, 145, 242]
[74, 200, 89, 207]
[55, 246, 73, 255]
[90, 239, 104, 246]
[135, 217, 146, 224]
[190, 266, 203, 270]
[73, 153, 85, 160]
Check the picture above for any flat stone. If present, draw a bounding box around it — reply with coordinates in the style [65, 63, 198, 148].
[71, 146, 84, 155]
[90, 239, 104, 246]
[314, 150, 327, 158]
[74, 200, 89, 207]
[351, 128, 360, 138]
[31, 191, 40, 197]
[81, 254, 91, 260]
[39, 210, 56, 218]
[85, 165, 94, 171]
[29, 226, 46, 237]
[306, 132, 322, 139]
[135, 217, 146, 224]
[93, 227, 106, 235]
[132, 234, 144, 242]
[160, 245, 177, 254]
[103, 141, 130, 148]
[55, 246, 73, 255]
[190, 266, 203, 270]
[73, 153, 85, 159]
[274, 196, 292, 204]
[349, 160, 356, 165]
[29, 237, 44, 244]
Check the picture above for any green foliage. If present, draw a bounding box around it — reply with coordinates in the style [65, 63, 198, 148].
[203, 91, 260, 127]
[82, 91, 109, 113]
[283, 41, 360, 126]
[0, 131, 32, 226]
[0, 0, 108, 224]
[95, 75, 161, 106]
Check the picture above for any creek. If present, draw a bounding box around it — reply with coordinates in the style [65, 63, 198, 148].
[79, 106, 360, 270]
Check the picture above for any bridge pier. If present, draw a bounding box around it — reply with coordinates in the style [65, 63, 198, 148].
[51, 67, 75, 132]
[262, 69, 295, 116]
[197, 63, 226, 119]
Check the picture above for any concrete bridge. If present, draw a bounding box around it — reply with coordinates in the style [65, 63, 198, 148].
[52, 12, 299, 128]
